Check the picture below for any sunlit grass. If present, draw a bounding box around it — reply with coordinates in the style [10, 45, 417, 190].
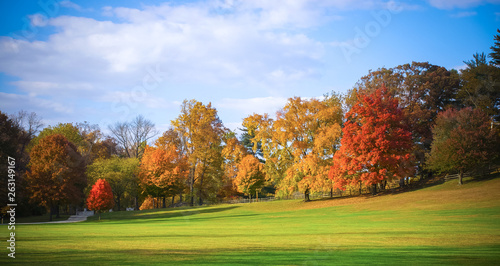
[1, 176, 499, 265]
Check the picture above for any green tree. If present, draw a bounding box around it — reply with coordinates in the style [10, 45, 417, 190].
[86, 157, 140, 211]
[490, 29, 500, 66]
[458, 53, 500, 121]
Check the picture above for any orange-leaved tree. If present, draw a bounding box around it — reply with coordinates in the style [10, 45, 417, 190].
[26, 134, 87, 221]
[220, 135, 248, 200]
[234, 155, 267, 200]
[329, 86, 414, 195]
[140, 140, 189, 207]
[87, 179, 114, 220]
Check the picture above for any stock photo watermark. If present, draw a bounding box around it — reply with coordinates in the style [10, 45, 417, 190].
[340, 2, 403, 63]
[6, 156, 17, 259]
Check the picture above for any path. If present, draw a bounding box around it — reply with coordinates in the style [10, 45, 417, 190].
[18, 210, 95, 225]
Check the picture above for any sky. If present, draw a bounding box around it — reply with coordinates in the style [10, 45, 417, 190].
[0, 0, 499, 137]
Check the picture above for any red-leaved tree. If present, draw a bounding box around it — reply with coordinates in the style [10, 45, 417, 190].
[87, 179, 114, 220]
[329, 86, 415, 194]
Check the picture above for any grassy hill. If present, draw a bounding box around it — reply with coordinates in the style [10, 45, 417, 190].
[2, 176, 500, 265]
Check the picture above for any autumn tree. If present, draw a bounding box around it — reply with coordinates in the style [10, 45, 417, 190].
[172, 100, 226, 206]
[86, 157, 140, 211]
[426, 108, 499, 185]
[220, 134, 248, 200]
[26, 134, 87, 221]
[87, 179, 114, 220]
[351, 62, 460, 179]
[329, 86, 414, 195]
[233, 155, 267, 200]
[140, 138, 189, 208]
[243, 95, 343, 200]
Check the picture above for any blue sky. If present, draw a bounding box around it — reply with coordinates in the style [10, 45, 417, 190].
[0, 0, 499, 136]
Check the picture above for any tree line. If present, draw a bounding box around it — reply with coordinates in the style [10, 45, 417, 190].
[1, 30, 499, 219]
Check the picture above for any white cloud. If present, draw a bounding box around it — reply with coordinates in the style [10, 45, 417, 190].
[60, 1, 84, 11]
[450, 11, 478, 17]
[427, 0, 500, 9]
[218, 96, 288, 116]
[0, 92, 73, 114]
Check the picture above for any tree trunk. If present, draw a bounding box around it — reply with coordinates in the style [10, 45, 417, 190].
[189, 167, 195, 206]
[459, 170, 464, 185]
[172, 195, 175, 206]
[135, 196, 139, 210]
[198, 171, 205, 206]
[162, 197, 166, 208]
[371, 184, 377, 195]
[180, 193, 183, 203]
[359, 182, 362, 195]
[304, 189, 310, 202]
[49, 204, 54, 221]
[55, 205, 60, 218]
[399, 178, 405, 188]
[99, 212, 101, 221]
[117, 195, 121, 211]
[256, 191, 259, 202]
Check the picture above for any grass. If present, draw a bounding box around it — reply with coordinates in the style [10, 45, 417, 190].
[1, 176, 500, 265]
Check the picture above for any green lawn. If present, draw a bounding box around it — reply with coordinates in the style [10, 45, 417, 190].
[2, 176, 500, 265]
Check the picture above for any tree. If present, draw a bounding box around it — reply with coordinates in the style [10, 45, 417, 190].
[426, 108, 499, 185]
[458, 53, 500, 121]
[490, 29, 500, 66]
[86, 157, 140, 211]
[351, 62, 460, 179]
[243, 96, 343, 200]
[172, 100, 226, 206]
[220, 134, 248, 200]
[87, 179, 114, 220]
[329, 86, 415, 195]
[0, 112, 22, 210]
[140, 142, 189, 207]
[26, 134, 87, 221]
[30, 123, 83, 151]
[234, 155, 267, 200]
[108, 115, 157, 158]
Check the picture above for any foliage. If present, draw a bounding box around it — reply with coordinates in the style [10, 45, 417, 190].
[86, 157, 140, 211]
[490, 29, 500, 66]
[329, 86, 415, 193]
[87, 179, 115, 219]
[243, 95, 343, 199]
[458, 54, 500, 121]
[30, 123, 83, 151]
[26, 134, 87, 219]
[426, 107, 499, 184]
[351, 62, 460, 175]
[172, 99, 226, 205]
[233, 155, 267, 198]
[140, 143, 189, 200]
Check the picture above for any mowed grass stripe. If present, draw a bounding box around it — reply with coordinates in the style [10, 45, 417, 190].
[2, 176, 499, 265]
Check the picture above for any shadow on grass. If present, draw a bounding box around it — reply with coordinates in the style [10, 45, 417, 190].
[86, 205, 244, 224]
[306, 170, 500, 204]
